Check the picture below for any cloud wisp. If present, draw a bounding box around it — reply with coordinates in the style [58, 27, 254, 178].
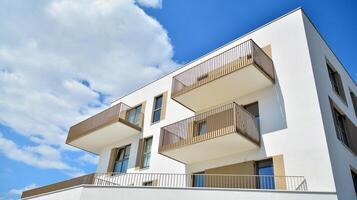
[0, 0, 176, 176]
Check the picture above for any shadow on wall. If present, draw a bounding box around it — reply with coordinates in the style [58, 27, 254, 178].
[260, 74, 287, 135]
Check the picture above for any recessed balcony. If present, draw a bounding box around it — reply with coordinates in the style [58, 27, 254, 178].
[159, 102, 260, 164]
[171, 39, 274, 111]
[66, 103, 144, 154]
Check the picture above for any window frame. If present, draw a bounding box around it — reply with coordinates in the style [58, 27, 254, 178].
[141, 137, 153, 169]
[255, 158, 275, 189]
[350, 90, 357, 118]
[332, 107, 350, 148]
[113, 144, 131, 174]
[327, 63, 340, 94]
[151, 94, 163, 123]
[126, 104, 142, 127]
[195, 120, 207, 136]
[351, 168, 357, 195]
[326, 60, 346, 103]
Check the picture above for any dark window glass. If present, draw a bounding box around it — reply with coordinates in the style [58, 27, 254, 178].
[333, 108, 349, 147]
[327, 63, 340, 95]
[352, 170, 357, 195]
[256, 159, 275, 189]
[193, 172, 205, 187]
[127, 105, 142, 126]
[351, 92, 357, 117]
[197, 121, 207, 136]
[142, 137, 152, 168]
[152, 95, 163, 123]
[113, 145, 131, 173]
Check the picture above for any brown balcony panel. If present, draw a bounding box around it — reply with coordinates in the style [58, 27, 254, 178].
[66, 103, 143, 154]
[159, 103, 260, 164]
[21, 174, 94, 199]
[172, 39, 274, 111]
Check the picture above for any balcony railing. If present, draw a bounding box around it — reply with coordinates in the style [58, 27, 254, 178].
[159, 102, 259, 152]
[22, 173, 308, 198]
[171, 39, 274, 98]
[67, 102, 144, 143]
[21, 174, 95, 199]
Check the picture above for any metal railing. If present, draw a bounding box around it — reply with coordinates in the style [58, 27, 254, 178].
[22, 173, 307, 198]
[171, 39, 274, 98]
[159, 102, 260, 152]
[67, 102, 144, 143]
[94, 173, 307, 191]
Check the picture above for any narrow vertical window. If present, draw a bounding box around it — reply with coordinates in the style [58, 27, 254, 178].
[113, 145, 131, 173]
[142, 137, 153, 168]
[152, 95, 163, 123]
[351, 169, 357, 195]
[327, 64, 340, 94]
[127, 105, 142, 126]
[197, 121, 207, 136]
[256, 159, 275, 189]
[333, 108, 350, 148]
[326, 61, 346, 101]
[192, 172, 205, 187]
[351, 91, 357, 117]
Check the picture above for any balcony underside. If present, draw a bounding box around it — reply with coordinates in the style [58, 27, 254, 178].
[68, 121, 140, 154]
[173, 64, 273, 112]
[160, 132, 259, 164]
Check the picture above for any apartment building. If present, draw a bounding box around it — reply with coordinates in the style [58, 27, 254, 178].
[22, 8, 357, 200]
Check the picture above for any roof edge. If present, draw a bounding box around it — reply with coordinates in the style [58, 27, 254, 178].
[112, 7, 304, 104]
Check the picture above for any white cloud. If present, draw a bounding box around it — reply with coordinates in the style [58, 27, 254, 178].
[0, 0, 176, 170]
[9, 184, 37, 196]
[77, 153, 99, 165]
[0, 133, 79, 171]
[136, 0, 162, 8]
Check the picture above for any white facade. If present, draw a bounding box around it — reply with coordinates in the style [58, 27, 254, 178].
[25, 185, 338, 200]
[23, 8, 357, 200]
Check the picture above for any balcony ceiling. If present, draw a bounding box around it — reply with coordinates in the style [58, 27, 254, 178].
[173, 64, 273, 112]
[68, 122, 140, 154]
[160, 132, 259, 164]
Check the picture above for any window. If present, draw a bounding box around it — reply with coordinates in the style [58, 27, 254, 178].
[142, 137, 153, 169]
[332, 108, 350, 148]
[127, 105, 142, 126]
[352, 169, 357, 195]
[351, 91, 357, 117]
[256, 159, 275, 189]
[113, 145, 131, 173]
[327, 64, 340, 94]
[152, 95, 163, 123]
[244, 102, 260, 132]
[197, 120, 207, 136]
[192, 172, 205, 187]
[327, 61, 346, 101]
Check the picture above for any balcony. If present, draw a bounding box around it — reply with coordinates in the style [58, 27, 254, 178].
[159, 103, 260, 163]
[172, 39, 274, 111]
[66, 103, 144, 154]
[22, 173, 308, 199]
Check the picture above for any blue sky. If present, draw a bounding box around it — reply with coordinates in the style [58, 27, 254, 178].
[0, 0, 356, 199]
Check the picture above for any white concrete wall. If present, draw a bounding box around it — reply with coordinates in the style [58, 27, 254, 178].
[23, 187, 83, 200]
[25, 186, 338, 200]
[94, 8, 342, 194]
[185, 9, 335, 192]
[302, 12, 357, 200]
